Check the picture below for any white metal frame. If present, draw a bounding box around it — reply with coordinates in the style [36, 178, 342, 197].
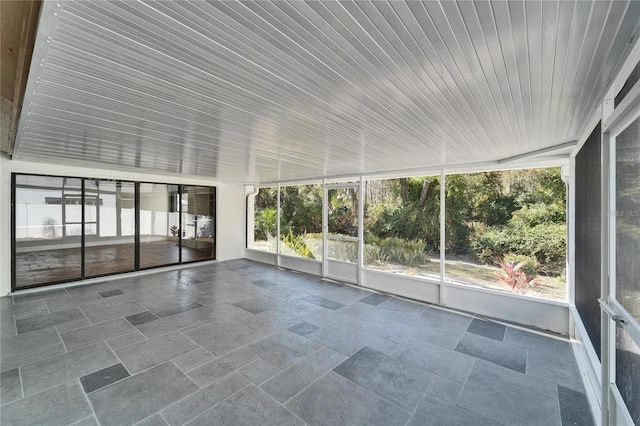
[599, 77, 640, 426]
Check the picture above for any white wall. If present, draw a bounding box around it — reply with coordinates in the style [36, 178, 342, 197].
[0, 156, 246, 296]
[215, 183, 246, 261]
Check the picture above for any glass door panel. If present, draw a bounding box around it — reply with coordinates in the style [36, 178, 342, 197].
[611, 115, 640, 424]
[327, 187, 359, 263]
[14, 176, 83, 288]
[84, 180, 136, 277]
[139, 183, 180, 268]
[181, 185, 216, 262]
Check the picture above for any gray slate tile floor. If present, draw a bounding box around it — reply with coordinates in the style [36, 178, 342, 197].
[0, 259, 594, 425]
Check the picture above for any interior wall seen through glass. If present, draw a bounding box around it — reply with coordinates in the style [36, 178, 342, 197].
[279, 185, 322, 260]
[139, 183, 180, 269]
[363, 177, 440, 279]
[444, 169, 567, 301]
[181, 185, 216, 262]
[14, 175, 83, 288]
[253, 187, 277, 253]
[84, 180, 136, 277]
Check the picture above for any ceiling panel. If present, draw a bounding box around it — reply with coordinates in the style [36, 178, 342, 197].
[12, 0, 640, 183]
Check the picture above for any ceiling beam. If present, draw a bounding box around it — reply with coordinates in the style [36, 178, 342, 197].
[497, 141, 578, 164]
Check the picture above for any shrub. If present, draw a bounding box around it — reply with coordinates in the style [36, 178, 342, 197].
[281, 230, 315, 259]
[364, 236, 430, 267]
[254, 207, 276, 240]
[470, 223, 565, 275]
[503, 253, 539, 277]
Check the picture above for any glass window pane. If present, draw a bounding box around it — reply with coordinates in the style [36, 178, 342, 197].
[14, 175, 82, 288]
[279, 185, 323, 260]
[181, 185, 216, 262]
[327, 186, 358, 263]
[85, 180, 136, 277]
[616, 117, 640, 322]
[616, 327, 640, 424]
[364, 177, 440, 279]
[253, 187, 277, 253]
[444, 169, 567, 301]
[328, 188, 358, 237]
[139, 183, 180, 268]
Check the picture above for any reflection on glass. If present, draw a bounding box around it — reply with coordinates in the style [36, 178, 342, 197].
[253, 187, 277, 252]
[279, 185, 323, 260]
[363, 177, 440, 278]
[85, 180, 136, 277]
[14, 175, 83, 288]
[616, 327, 640, 424]
[616, 118, 640, 322]
[327, 187, 358, 262]
[139, 183, 180, 268]
[181, 186, 216, 262]
[444, 169, 567, 301]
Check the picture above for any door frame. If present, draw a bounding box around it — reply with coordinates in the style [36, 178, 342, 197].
[600, 78, 640, 425]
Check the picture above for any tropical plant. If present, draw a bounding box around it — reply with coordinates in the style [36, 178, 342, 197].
[497, 258, 540, 294]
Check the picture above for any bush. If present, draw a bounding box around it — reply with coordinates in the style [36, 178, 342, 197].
[365, 236, 430, 267]
[254, 207, 276, 240]
[470, 223, 566, 276]
[281, 230, 315, 259]
[503, 253, 539, 278]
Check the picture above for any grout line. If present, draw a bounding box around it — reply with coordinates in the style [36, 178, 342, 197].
[78, 378, 102, 426]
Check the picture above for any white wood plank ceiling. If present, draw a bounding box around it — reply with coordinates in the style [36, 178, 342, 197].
[12, 0, 640, 183]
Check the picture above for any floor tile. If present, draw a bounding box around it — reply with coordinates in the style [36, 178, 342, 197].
[106, 331, 147, 350]
[504, 327, 573, 358]
[126, 311, 160, 326]
[81, 363, 130, 393]
[306, 321, 397, 356]
[115, 332, 197, 374]
[88, 362, 198, 426]
[472, 358, 557, 398]
[187, 385, 304, 426]
[187, 348, 258, 387]
[173, 348, 215, 372]
[83, 302, 146, 324]
[246, 330, 323, 370]
[45, 293, 105, 313]
[1, 298, 47, 318]
[558, 385, 595, 426]
[237, 310, 299, 334]
[161, 372, 250, 426]
[144, 299, 202, 318]
[72, 416, 99, 426]
[0, 381, 91, 426]
[287, 321, 319, 336]
[61, 318, 136, 350]
[238, 359, 281, 385]
[376, 297, 427, 324]
[55, 318, 92, 333]
[527, 346, 584, 392]
[334, 345, 436, 411]
[99, 289, 124, 298]
[407, 394, 500, 426]
[15, 308, 86, 334]
[135, 413, 169, 426]
[466, 318, 506, 341]
[0, 342, 65, 373]
[260, 347, 346, 403]
[233, 297, 281, 314]
[21, 341, 119, 395]
[397, 338, 475, 383]
[426, 375, 463, 403]
[0, 327, 61, 359]
[135, 311, 199, 338]
[184, 318, 262, 356]
[457, 371, 562, 425]
[302, 295, 345, 310]
[0, 368, 22, 405]
[359, 293, 390, 306]
[286, 372, 410, 426]
[456, 332, 527, 373]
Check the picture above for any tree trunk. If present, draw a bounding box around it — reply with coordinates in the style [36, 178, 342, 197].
[419, 180, 432, 208]
[400, 178, 407, 205]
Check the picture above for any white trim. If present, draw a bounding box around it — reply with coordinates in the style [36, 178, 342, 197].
[439, 170, 446, 306]
[604, 26, 640, 101]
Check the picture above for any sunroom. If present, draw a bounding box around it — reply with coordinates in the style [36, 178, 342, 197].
[1, 1, 639, 425]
